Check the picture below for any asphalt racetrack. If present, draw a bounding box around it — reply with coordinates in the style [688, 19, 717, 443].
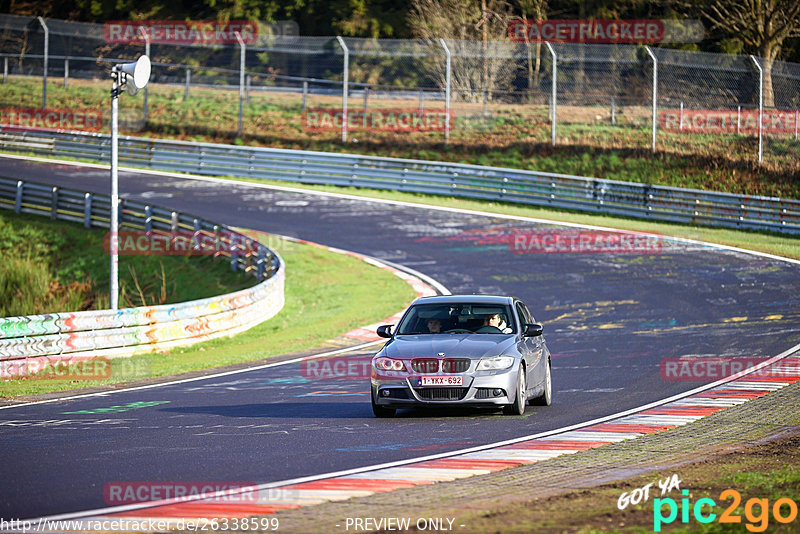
[1, 157, 799, 520]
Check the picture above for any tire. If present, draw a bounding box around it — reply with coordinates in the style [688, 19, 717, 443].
[503, 365, 526, 415]
[371, 389, 396, 418]
[531, 361, 552, 406]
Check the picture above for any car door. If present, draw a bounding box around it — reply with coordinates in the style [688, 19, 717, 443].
[517, 301, 544, 393]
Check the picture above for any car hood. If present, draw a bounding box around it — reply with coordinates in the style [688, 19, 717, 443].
[380, 334, 518, 360]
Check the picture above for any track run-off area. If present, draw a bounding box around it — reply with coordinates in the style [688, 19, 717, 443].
[1, 155, 800, 522]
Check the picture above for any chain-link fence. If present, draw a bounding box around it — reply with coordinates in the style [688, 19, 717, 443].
[0, 13, 798, 169]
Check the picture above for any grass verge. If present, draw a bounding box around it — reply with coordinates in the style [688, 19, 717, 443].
[1, 77, 798, 198]
[0, 228, 416, 398]
[0, 209, 254, 315]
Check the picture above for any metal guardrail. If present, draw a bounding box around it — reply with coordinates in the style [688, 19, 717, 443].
[0, 176, 284, 367]
[1, 126, 798, 234]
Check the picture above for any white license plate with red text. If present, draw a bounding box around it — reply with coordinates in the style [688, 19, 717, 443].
[418, 375, 463, 387]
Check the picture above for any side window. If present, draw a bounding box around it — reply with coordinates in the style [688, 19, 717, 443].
[522, 303, 535, 323]
[515, 302, 528, 327]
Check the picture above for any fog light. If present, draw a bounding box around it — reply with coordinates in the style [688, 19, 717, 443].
[492, 389, 503, 397]
[381, 389, 391, 397]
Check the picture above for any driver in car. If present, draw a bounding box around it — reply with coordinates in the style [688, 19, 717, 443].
[426, 318, 442, 334]
[484, 313, 512, 333]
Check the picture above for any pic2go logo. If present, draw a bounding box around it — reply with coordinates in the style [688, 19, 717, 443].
[654, 489, 798, 532]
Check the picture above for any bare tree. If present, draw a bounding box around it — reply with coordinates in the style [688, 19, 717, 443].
[514, 0, 547, 101]
[702, 0, 800, 106]
[409, 0, 515, 101]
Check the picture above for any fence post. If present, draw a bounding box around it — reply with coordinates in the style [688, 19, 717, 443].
[645, 46, 657, 153]
[302, 80, 308, 110]
[419, 88, 423, 113]
[64, 57, 68, 88]
[439, 38, 451, 144]
[363, 85, 369, 113]
[737, 105, 741, 134]
[83, 192, 92, 228]
[544, 42, 557, 146]
[750, 55, 763, 164]
[611, 97, 615, 125]
[336, 36, 349, 143]
[235, 31, 246, 137]
[37, 17, 48, 109]
[795, 109, 798, 140]
[246, 74, 251, 104]
[3, 56, 7, 84]
[184, 68, 190, 99]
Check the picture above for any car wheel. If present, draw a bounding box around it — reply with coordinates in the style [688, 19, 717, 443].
[532, 361, 552, 406]
[371, 389, 396, 418]
[503, 365, 526, 415]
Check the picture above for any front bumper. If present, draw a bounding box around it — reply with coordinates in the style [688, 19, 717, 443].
[371, 370, 517, 407]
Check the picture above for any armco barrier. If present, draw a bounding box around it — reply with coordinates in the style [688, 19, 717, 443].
[0, 177, 284, 367]
[1, 126, 799, 234]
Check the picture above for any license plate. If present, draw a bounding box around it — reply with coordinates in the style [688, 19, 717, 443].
[418, 375, 463, 387]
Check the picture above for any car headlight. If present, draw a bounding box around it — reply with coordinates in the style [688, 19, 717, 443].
[476, 356, 515, 371]
[374, 357, 406, 372]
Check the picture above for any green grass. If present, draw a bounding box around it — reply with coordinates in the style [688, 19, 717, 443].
[0, 228, 416, 398]
[0, 210, 254, 315]
[1, 76, 798, 199]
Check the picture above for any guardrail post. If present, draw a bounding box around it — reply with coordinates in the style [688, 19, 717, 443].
[193, 219, 201, 251]
[63, 57, 68, 88]
[37, 17, 48, 109]
[645, 46, 657, 153]
[184, 68, 190, 99]
[170, 211, 178, 233]
[257, 246, 266, 280]
[335, 36, 349, 143]
[235, 31, 246, 137]
[213, 225, 221, 255]
[14, 180, 23, 213]
[439, 38, 451, 144]
[750, 55, 763, 164]
[231, 243, 239, 271]
[83, 192, 92, 228]
[50, 186, 58, 219]
[544, 42, 556, 146]
[144, 205, 152, 233]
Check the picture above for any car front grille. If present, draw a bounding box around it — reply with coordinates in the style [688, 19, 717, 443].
[441, 358, 471, 373]
[411, 358, 471, 373]
[411, 358, 440, 373]
[414, 387, 469, 401]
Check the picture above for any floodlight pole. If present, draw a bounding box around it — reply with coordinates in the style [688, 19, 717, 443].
[110, 67, 121, 310]
[37, 17, 48, 109]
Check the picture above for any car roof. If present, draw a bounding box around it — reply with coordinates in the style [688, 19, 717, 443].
[411, 295, 516, 306]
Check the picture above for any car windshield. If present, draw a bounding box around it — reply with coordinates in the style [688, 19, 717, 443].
[396, 303, 516, 335]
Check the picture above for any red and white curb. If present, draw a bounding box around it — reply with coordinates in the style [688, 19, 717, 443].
[34, 351, 800, 531]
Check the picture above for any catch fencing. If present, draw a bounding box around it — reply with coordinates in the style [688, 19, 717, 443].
[0, 14, 798, 165]
[0, 175, 284, 367]
[1, 127, 797, 235]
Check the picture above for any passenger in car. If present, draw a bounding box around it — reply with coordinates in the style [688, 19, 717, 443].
[426, 318, 442, 333]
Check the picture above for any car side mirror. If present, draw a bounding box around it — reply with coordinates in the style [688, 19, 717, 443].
[524, 323, 543, 337]
[376, 325, 393, 338]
